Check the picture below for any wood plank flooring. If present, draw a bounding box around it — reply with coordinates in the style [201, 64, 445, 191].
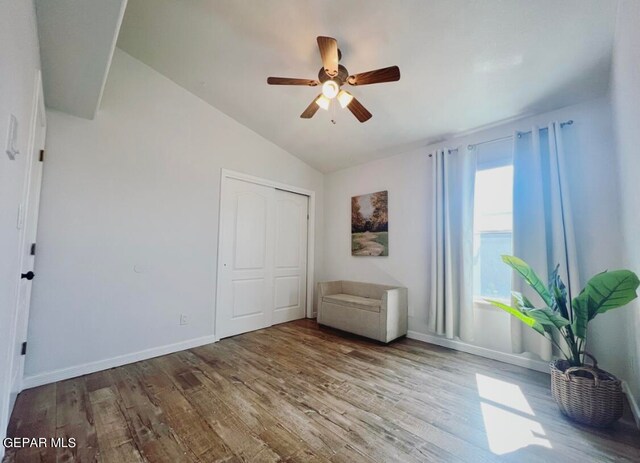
[4, 320, 640, 462]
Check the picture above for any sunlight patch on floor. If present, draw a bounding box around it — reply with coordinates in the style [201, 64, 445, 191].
[476, 372, 534, 415]
[476, 373, 552, 455]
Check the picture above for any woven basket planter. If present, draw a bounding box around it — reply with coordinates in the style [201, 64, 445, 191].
[550, 353, 623, 427]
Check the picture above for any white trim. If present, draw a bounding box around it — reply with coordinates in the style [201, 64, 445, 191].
[92, 0, 128, 119]
[215, 169, 316, 341]
[22, 334, 217, 390]
[406, 330, 549, 373]
[622, 381, 640, 429]
[220, 169, 316, 198]
[305, 193, 316, 319]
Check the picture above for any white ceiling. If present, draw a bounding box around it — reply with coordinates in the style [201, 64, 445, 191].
[117, 0, 617, 172]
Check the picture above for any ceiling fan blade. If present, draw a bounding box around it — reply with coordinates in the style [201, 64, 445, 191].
[267, 77, 318, 86]
[347, 97, 372, 123]
[317, 36, 339, 77]
[347, 66, 400, 86]
[300, 94, 322, 119]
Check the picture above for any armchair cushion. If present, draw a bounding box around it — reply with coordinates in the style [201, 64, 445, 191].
[322, 294, 382, 312]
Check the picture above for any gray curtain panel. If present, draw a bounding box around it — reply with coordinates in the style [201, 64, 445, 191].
[511, 123, 579, 360]
[428, 148, 477, 342]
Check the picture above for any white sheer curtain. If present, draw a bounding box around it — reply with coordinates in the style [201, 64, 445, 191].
[428, 148, 477, 342]
[511, 123, 580, 360]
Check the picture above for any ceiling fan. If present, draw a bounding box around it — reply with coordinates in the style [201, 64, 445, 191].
[267, 36, 400, 123]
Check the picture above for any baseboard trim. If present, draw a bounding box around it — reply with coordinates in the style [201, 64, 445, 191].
[622, 381, 640, 429]
[22, 334, 218, 390]
[406, 330, 549, 373]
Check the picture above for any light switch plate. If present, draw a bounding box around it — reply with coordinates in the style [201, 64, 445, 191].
[6, 114, 19, 160]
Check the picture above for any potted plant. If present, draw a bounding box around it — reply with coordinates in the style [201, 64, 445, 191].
[487, 255, 639, 427]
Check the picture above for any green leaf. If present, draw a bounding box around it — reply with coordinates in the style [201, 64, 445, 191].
[580, 270, 639, 319]
[572, 297, 589, 339]
[502, 256, 554, 307]
[511, 292, 556, 334]
[512, 291, 535, 309]
[485, 299, 546, 336]
[571, 270, 639, 339]
[527, 311, 554, 335]
[549, 265, 569, 320]
[528, 307, 570, 331]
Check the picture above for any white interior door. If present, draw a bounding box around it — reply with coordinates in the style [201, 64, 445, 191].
[216, 176, 309, 339]
[10, 73, 46, 399]
[217, 178, 275, 338]
[273, 189, 308, 325]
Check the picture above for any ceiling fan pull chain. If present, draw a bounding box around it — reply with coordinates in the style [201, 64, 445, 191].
[330, 99, 337, 125]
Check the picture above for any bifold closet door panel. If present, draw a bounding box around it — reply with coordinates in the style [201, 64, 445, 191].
[217, 178, 275, 338]
[272, 190, 308, 325]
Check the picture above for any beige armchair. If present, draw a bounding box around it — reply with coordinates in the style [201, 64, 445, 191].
[317, 280, 408, 343]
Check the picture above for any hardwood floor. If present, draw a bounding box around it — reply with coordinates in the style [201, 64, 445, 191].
[4, 320, 640, 462]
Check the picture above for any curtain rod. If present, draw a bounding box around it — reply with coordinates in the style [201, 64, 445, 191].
[466, 119, 573, 151]
[429, 148, 459, 156]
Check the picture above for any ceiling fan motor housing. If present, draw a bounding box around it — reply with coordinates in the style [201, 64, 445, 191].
[318, 64, 349, 85]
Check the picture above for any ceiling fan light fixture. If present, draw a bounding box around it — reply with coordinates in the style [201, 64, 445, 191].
[321, 80, 340, 99]
[268, 36, 400, 123]
[315, 95, 331, 110]
[337, 90, 354, 109]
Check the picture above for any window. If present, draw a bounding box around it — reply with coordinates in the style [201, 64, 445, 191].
[473, 142, 513, 301]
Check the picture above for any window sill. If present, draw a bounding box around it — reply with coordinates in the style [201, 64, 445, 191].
[473, 298, 509, 312]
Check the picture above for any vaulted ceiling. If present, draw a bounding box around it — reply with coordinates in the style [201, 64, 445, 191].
[117, 0, 617, 172]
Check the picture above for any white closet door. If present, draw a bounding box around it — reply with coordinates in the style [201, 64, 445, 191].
[272, 190, 308, 325]
[217, 178, 275, 338]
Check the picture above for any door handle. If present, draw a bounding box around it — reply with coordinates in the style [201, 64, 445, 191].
[21, 271, 35, 280]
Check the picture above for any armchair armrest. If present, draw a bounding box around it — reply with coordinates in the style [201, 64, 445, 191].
[380, 287, 408, 343]
[317, 281, 343, 299]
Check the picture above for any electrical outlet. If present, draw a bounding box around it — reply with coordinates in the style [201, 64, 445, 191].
[179, 314, 188, 325]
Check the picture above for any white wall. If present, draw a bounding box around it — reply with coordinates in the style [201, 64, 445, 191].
[0, 0, 42, 453]
[611, 0, 640, 417]
[24, 49, 324, 384]
[323, 97, 629, 376]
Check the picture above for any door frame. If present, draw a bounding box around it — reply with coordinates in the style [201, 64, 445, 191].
[214, 169, 316, 341]
[8, 70, 46, 400]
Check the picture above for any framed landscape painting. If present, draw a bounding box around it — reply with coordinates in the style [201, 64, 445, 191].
[351, 190, 388, 256]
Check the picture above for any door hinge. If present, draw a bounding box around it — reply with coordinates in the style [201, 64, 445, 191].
[39, 149, 44, 162]
[30, 243, 36, 255]
[21, 342, 27, 356]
